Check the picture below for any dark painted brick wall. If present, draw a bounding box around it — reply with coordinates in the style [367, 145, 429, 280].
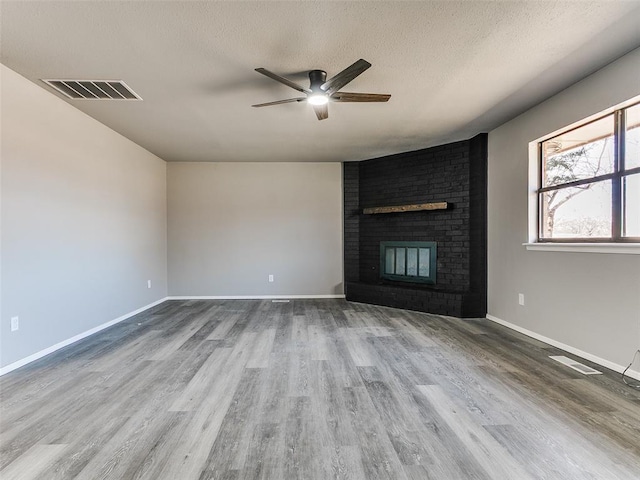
[343, 134, 487, 317]
[343, 162, 360, 283]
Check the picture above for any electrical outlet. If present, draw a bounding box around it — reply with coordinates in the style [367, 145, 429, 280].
[147, 280, 152, 289]
[11, 316, 19, 332]
[268, 274, 274, 283]
[518, 293, 525, 306]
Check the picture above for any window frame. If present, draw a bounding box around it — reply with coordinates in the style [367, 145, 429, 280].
[536, 102, 640, 243]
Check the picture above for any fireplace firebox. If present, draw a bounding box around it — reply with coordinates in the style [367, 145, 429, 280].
[380, 241, 436, 284]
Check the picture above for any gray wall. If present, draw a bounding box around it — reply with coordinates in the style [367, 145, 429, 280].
[488, 48, 640, 370]
[1, 65, 168, 369]
[167, 162, 343, 297]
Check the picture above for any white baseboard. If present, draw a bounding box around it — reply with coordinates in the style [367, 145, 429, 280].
[486, 314, 640, 382]
[0, 297, 169, 377]
[167, 294, 346, 300]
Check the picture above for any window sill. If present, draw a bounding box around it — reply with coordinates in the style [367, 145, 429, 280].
[523, 243, 640, 254]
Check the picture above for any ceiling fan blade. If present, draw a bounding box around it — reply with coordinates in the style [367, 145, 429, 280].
[252, 97, 306, 107]
[321, 59, 371, 95]
[312, 103, 328, 121]
[332, 92, 391, 102]
[255, 68, 311, 94]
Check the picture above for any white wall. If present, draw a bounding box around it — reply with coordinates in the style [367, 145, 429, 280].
[0, 65, 168, 369]
[167, 162, 343, 297]
[488, 48, 640, 372]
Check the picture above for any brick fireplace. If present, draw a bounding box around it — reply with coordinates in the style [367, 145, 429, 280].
[343, 134, 487, 317]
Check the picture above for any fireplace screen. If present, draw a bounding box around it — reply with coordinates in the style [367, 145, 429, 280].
[380, 241, 436, 284]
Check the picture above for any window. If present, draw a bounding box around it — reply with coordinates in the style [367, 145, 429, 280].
[380, 241, 436, 284]
[538, 102, 640, 242]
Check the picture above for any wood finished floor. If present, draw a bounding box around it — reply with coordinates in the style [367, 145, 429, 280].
[1, 299, 639, 480]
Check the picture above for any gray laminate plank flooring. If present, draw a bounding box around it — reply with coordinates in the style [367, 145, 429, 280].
[1, 299, 639, 480]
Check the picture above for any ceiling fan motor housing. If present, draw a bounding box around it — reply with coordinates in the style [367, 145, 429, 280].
[308, 70, 327, 92]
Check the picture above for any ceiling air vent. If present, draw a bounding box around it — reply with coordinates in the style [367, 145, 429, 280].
[42, 79, 142, 100]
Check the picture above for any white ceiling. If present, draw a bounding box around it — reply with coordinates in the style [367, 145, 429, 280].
[2, 1, 640, 163]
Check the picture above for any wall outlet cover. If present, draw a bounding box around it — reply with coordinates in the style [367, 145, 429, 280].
[11, 316, 19, 332]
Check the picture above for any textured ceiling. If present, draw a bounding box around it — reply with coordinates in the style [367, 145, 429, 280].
[2, 1, 640, 163]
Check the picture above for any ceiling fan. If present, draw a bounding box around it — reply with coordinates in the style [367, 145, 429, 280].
[252, 59, 391, 120]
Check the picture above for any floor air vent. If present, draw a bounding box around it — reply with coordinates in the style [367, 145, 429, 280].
[42, 79, 142, 100]
[549, 355, 602, 375]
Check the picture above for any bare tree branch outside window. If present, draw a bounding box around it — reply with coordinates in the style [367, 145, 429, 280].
[542, 137, 611, 238]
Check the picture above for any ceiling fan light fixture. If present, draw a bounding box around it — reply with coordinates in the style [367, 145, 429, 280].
[307, 93, 329, 106]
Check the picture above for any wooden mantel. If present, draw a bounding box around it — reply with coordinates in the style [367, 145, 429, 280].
[362, 202, 448, 215]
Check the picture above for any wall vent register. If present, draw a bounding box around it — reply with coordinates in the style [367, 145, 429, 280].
[380, 241, 436, 284]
